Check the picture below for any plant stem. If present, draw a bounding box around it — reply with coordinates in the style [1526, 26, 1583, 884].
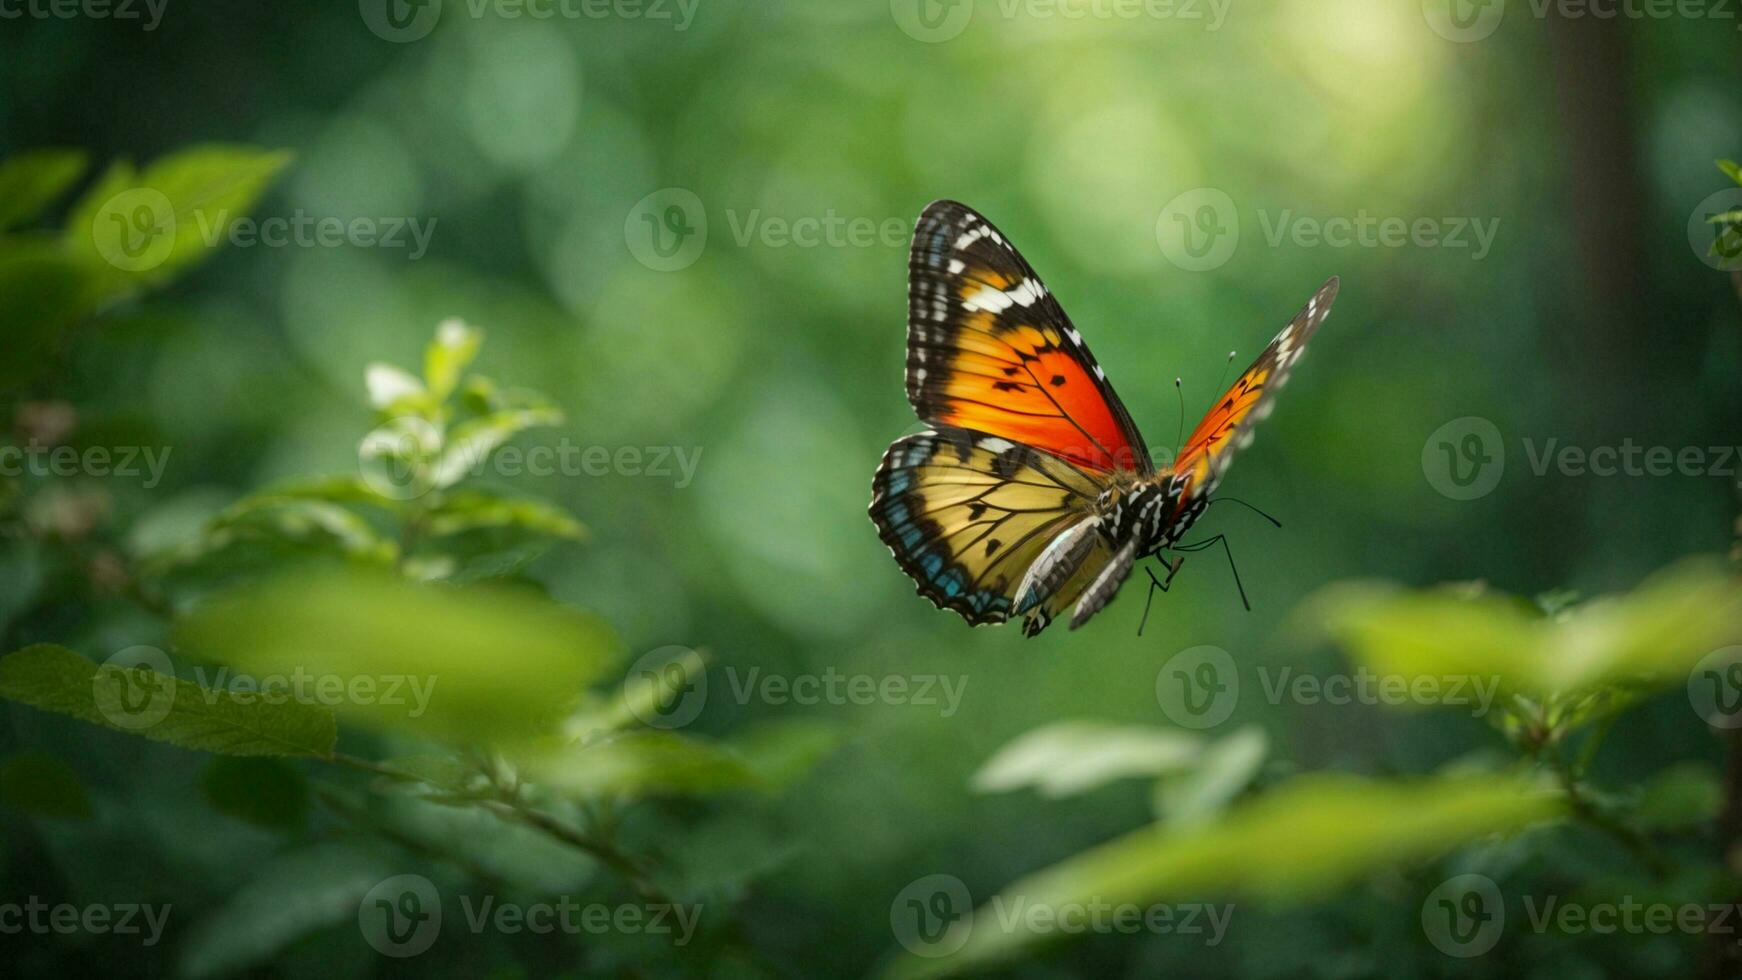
[1548, 752, 1671, 880]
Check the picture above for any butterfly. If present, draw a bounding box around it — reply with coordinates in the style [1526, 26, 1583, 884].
[868, 200, 1339, 636]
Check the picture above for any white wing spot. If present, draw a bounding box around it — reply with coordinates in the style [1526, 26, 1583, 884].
[962, 284, 1014, 313]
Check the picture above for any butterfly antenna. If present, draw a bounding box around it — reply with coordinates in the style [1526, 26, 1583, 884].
[1212, 350, 1237, 399]
[1172, 377, 1184, 465]
[1209, 496, 1283, 528]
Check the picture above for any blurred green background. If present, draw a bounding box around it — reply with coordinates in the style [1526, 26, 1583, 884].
[2, 1, 1741, 977]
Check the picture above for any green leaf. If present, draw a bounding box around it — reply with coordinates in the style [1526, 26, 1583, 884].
[431, 407, 565, 488]
[729, 718, 841, 790]
[971, 722, 1205, 798]
[0, 149, 88, 231]
[1311, 559, 1742, 703]
[231, 475, 401, 511]
[199, 757, 310, 831]
[364, 362, 430, 415]
[178, 843, 395, 979]
[424, 318, 483, 401]
[569, 646, 709, 737]
[175, 570, 621, 744]
[1633, 762, 1723, 830]
[1705, 208, 1742, 225]
[425, 490, 585, 541]
[886, 773, 1561, 979]
[529, 730, 758, 797]
[66, 145, 291, 292]
[0, 644, 336, 758]
[1154, 726, 1269, 827]
[1719, 159, 1742, 186]
[208, 497, 398, 563]
[0, 239, 106, 386]
[0, 751, 94, 820]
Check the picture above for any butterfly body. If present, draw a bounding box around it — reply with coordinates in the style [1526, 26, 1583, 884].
[870, 200, 1338, 636]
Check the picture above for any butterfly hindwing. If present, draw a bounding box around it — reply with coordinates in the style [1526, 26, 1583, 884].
[1174, 277, 1339, 498]
[906, 200, 1152, 476]
[868, 426, 1111, 633]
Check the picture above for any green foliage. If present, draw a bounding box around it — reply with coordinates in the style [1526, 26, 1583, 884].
[971, 721, 1207, 798]
[0, 143, 286, 388]
[198, 757, 311, 831]
[0, 644, 336, 757]
[1311, 559, 1742, 749]
[0, 750, 94, 821]
[0, 149, 87, 231]
[160, 320, 582, 587]
[176, 843, 395, 979]
[175, 569, 620, 744]
[64, 145, 291, 290]
[888, 773, 1562, 979]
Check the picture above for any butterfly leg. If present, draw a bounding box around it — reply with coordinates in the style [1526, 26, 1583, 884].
[1172, 534, 1251, 612]
[1137, 555, 1186, 636]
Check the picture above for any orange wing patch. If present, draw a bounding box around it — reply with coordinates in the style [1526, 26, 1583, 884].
[1174, 277, 1339, 496]
[906, 202, 1152, 475]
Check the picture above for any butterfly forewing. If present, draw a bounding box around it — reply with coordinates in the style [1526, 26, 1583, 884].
[1173, 276, 1339, 498]
[906, 200, 1152, 476]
